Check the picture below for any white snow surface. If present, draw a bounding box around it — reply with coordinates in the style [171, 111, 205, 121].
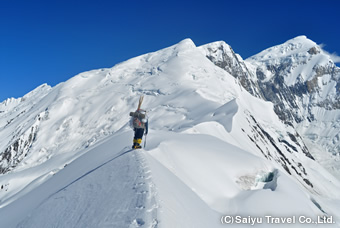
[0, 38, 339, 227]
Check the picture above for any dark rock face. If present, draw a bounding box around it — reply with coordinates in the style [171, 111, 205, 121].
[0, 109, 48, 174]
[0, 126, 38, 173]
[201, 42, 264, 99]
[308, 47, 320, 55]
[252, 61, 339, 124]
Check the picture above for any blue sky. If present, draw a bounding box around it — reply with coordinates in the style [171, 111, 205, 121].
[1, 0, 339, 101]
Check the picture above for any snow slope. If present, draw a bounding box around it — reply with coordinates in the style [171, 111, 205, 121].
[0, 38, 339, 227]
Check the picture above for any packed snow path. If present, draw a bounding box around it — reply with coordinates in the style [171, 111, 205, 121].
[0, 132, 158, 228]
[18, 150, 158, 228]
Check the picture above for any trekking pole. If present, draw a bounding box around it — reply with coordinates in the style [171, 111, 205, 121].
[144, 109, 148, 149]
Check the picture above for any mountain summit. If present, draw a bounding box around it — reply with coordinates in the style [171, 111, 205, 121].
[202, 36, 340, 158]
[249, 35, 319, 62]
[0, 37, 339, 227]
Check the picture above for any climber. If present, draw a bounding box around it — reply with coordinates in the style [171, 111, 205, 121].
[129, 95, 148, 149]
[130, 108, 148, 149]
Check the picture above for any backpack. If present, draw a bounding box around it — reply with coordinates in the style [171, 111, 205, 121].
[130, 110, 146, 129]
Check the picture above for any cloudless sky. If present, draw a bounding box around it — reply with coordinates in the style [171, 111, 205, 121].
[1, 0, 339, 101]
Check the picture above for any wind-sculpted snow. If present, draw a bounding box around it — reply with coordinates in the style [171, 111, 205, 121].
[0, 37, 340, 227]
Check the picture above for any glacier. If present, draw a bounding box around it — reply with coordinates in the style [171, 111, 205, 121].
[0, 38, 339, 227]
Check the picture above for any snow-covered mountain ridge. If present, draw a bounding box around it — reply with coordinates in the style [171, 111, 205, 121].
[200, 36, 340, 172]
[0, 37, 339, 227]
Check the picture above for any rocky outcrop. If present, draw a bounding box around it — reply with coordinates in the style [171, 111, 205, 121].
[0, 110, 48, 173]
[198, 41, 264, 98]
[0, 125, 38, 173]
